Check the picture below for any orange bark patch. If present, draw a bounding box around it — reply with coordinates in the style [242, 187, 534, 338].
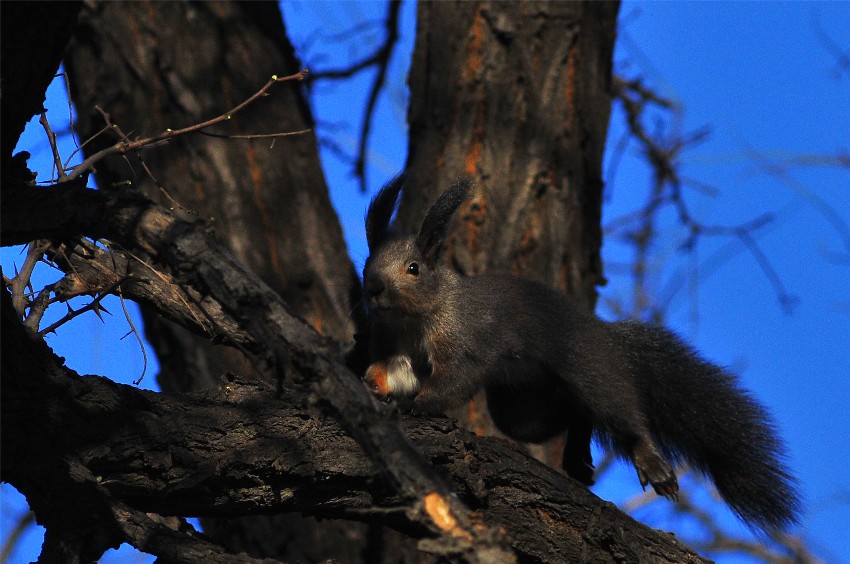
[466, 398, 486, 437]
[464, 138, 482, 177]
[464, 103, 486, 176]
[464, 3, 484, 80]
[423, 492, 473, 541]
[312, 312, 325, 336]
[244, 142, 285, 285]
[462, 4, 486, 176]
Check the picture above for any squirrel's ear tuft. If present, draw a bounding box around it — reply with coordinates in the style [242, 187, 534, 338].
[366, 173, 406, 252]
[416, 178, 472, 265]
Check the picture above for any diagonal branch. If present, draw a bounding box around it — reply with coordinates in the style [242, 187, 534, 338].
[65, 70, 310, 181]
[1, 288, 707, 563]
[1, 182, 513, 562]
[111, 505, 283, 564]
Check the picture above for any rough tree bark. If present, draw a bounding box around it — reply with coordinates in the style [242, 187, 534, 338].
[62, 1, 372, 559]
[63, 0, 360, 386]
[403, 1, 617, 465]
[1, 269, 704, 563]
[2, 0, 714, 562]
[2, 180, 706, 562]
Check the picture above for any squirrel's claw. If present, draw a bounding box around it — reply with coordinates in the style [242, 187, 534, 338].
[633, 440, 679, 501]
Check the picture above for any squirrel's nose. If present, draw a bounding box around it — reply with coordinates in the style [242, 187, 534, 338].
[365, 277, 385, 298]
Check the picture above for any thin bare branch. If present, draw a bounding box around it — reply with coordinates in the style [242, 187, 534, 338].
[66, 70, 309, 181]
[7, 241, 51, 321]
[609, 76, 801, 320]
[104, 244, 149, 385]
[0, 510, 36, 564]
[744, 145, 850, 259]
[198, 128, 312, 140]
[811, 11, 850, 80]
[309, 1, 402, 192]
[38, 280, 123, 336]
[38, 111, 68, 182]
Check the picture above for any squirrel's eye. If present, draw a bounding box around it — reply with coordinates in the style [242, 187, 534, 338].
[406, 262, 420, 276]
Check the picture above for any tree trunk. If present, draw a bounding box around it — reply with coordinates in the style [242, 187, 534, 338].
[63, 1, 371, 560]
[403, 0, 618, 465]
[64, 0, 360, 379]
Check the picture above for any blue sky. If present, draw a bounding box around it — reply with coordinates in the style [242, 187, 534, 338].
[2, 2, 848, 562]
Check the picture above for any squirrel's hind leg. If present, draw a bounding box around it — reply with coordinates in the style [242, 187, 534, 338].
[631, 437, 678, 500]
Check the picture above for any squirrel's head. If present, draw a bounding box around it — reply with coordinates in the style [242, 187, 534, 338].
[363, 175, 471, 317]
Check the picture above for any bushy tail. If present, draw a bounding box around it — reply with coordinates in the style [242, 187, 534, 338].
[614, 321, 801, 533]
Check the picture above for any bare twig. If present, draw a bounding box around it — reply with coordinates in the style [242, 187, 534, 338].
[7, 241, 51, 320]
[0, 510, 36, 564]
[38, 280, 123, 336]
[102, 243, 149, 385]
[309, 1, 402, 191]
[355, 0, 401, 192]
[23, 282, 56, 332]
[57, 71, 81, 149]
[609, 75, 798, 320]
[39, 112, 68, 182]
[118, 287, 148, 386]
[811, 11, 850, 80]
[66, 70, 309, 181]
[198, 128, 312, 140]
[92, 105, 187, 210]
[62, 123, 114, 172]
[744, 145, 850, 259]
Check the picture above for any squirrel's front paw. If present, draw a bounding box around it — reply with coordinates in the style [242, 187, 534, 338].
[365, 355, 420, 400]
[364, 363, 391, 399]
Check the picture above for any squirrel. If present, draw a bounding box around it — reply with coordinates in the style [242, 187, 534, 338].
[361, 175, 800, 534]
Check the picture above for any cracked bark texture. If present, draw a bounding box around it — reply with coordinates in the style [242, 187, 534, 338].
[1, 285, 705, 563]
[402, 1, 618, 466]
[64, 0, 360, 388]
[62, 1, 371, 559]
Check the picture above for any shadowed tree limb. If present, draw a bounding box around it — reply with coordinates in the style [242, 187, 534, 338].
[2, 181, 709, 563]
[1, 285, 706, 563]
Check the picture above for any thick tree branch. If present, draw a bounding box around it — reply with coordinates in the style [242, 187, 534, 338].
[1, 289, 706, 563]
[110, 505, 283, 564]
[49, 239, 253, 349]
[1, 182, 514, 561]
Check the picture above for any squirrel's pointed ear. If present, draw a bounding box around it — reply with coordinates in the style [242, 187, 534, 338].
[416, 178, 472, 265]
[366, 173, 406, 252]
